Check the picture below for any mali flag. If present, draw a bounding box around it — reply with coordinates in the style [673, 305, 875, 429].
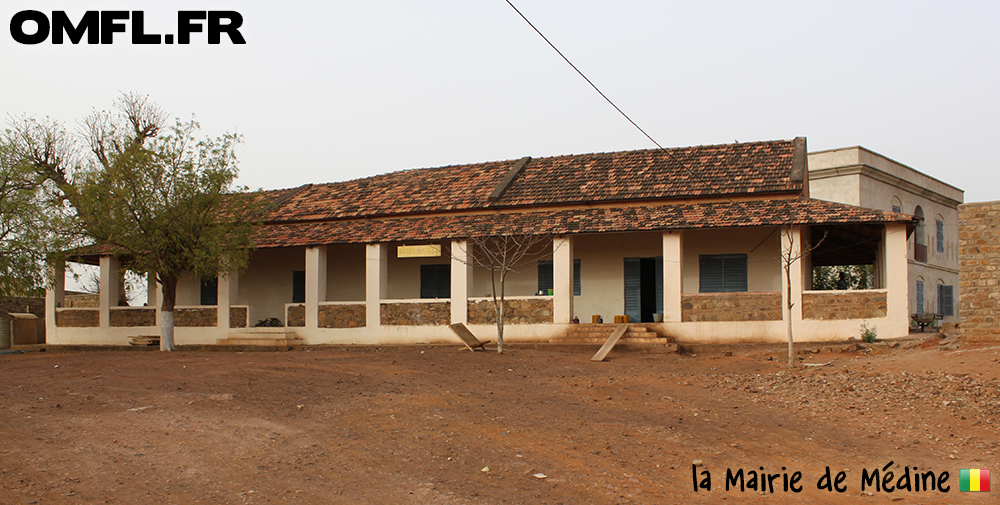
[960, 469, 990, 492]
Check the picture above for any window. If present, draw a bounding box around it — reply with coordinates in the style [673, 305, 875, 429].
[915, 280, 924, 314]
[936, 218, 944, 253]
[891, 204, 902, 213]
[699, 254, 748, 292]
[937, 284, 954, 317]
[291, 270, 305, 303]
[420, 264, 450, 299]
[890, 196, 902, 214]
[537, 259, 581, 296]
[200, 277, 218, 306]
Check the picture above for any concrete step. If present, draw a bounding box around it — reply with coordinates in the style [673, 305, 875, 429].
[563, 331, 662, 340]
[218, 331, 303, 346]
[513, 342, 679, 354]
[556, 336, 671, 344]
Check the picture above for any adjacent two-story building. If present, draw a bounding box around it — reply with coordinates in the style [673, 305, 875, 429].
[808, 147, 964, 325]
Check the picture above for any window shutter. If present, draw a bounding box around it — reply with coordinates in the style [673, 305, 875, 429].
[200, 277, 218, 306]
[700, 254, 747, 293]
[655, 256, 664, 314]
[573, 259, 581, 296]
[938, 284, 954, 317]
[291, 271, 305, 304]
[420, 265, 450, 299]
[623, 258, 641, 322]
[916, 280, 924, 314]
[537, 261, 553, 293]
[936, 220, 945, 253]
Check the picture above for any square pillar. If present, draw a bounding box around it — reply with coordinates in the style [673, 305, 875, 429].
[45, 260, 65, 342]
[780, 226, 804, 326]
[99, 256, 120, 328]
[884, 223, 910, 336]
[217, 273, 239, 330]
[366, 243, 388, 328]
[146, 273, 158, 308]
[553, 236, 574, 324]
[662, 231, 683, 322]
[305, 246, 328, 328]
[451, 240, 472, 323]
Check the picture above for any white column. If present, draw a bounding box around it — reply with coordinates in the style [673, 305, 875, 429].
[305, 246, 328, 328]
[146, 273, 158, 308]
[45, 261, 65, 342]
[553, 236, 574, 324]
[366, 243, 388, 328]
[99, 256, 120, 329]
[884, 223, 909, 337]
[451, 240, 472, 324]
[217, 273, 239, 330]
[662, 231, 683, 322]
[780, 227, 804, 326]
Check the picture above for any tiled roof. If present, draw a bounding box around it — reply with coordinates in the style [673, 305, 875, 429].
[264, 139, 803, 223]
[253, 199, 915, 249]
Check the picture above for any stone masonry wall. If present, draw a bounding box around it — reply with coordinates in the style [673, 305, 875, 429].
[55, 309, 99, 327]
[381, 302, 450, 326]
[802, 291, 887, 320]
[174, 307, 217, 327]
[468, 298, 554, 325]
[682, 292, 782, 322]
[287, 305, 305, 327]
[110, 308, 157, 327]
[230, 307, 248, 328]
[960, 202, 1000, 343]
[319, 304, 366, 328]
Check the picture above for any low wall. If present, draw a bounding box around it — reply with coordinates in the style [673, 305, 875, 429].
[682, 292, 782, 322]
[230, 306, 248, 328]
[287, 304, 305, 327]
[468, 298, 553, 325]
[319, 304, 366, 328]
[55, 309, 99, 328]
[175, 307, 217, 327]
[110, 308, 156, 327]
[381, 301, 450, 326]
[802, 291, 887, 320]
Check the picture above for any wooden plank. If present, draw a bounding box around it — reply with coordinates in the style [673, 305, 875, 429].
[449, 323, 486, 352]
[591, 324, 629, 362]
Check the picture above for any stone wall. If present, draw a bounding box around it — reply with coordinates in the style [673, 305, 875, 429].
[682, 292, 782, 322]
[56, 309, 99, 327]
[468, 298, 554, 325]
[0, 297, 44, 319]
[110, 308, 157, 327]
[287, 305, 305, 327]
[174, 307, 217, 327]
[319, 304, 366, 328]
[802, 291, 887, 320]
[230, 307, 248, 328]
[64, 294, 99, 308]
[381, 302, 450, 326]
[960, 202, 1000, 343]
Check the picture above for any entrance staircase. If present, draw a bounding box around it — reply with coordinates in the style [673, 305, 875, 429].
[548, 323, 678, 354]
[217, 328, 304, 346]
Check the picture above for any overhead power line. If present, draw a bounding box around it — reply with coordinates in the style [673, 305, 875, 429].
[502, 0, 735, 203]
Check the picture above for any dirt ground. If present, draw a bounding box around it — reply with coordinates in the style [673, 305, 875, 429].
[1, 335, 998, 505]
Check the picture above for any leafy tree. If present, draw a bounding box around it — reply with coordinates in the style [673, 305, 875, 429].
[812, 264, 874, 290]
[11, 93, 261, 350]
[0, 135, 65, 296]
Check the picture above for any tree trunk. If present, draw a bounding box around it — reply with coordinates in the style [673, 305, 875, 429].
[785, 263, 794, 366]
[159, 273, 177, 352]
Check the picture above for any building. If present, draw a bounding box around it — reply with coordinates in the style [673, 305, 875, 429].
[958, 201, 1000, 343]
[46, 138, 916, 347]
[808, 147, 964, 326]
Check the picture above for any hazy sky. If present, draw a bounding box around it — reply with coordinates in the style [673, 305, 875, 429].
[3, 1, 998, 202]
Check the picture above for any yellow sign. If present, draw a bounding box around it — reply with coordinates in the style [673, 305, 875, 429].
[397, 244, 442, 258]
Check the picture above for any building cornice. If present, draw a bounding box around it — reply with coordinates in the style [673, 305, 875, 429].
[809, 164, 962, 209]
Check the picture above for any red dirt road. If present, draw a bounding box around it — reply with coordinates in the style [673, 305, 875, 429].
[1, 337, 998, 504]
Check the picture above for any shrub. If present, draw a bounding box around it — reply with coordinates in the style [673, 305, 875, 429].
[860, 322, 877, 343]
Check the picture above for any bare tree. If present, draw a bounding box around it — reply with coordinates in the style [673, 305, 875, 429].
[459, 234, 552, 353]
[779, 227, 826, 366]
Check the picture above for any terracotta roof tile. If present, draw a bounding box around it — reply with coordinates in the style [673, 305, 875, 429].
[264, 139, 802, 223]
[253, 199, 915, 248]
